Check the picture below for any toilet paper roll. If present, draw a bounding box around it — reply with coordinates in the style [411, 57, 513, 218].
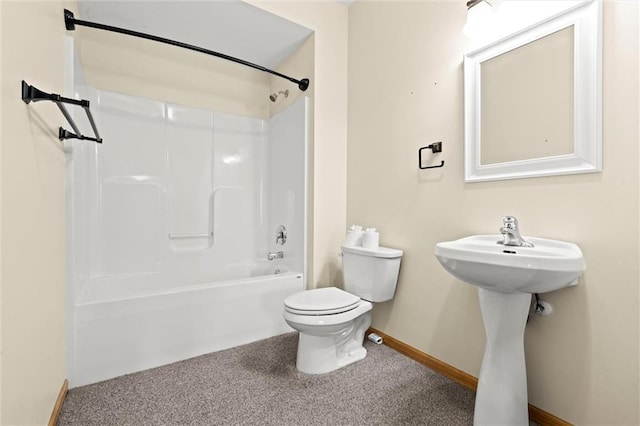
[345, 225, 363, 246]
[345, 230, 363, 246]
[362, 228, 379, 249]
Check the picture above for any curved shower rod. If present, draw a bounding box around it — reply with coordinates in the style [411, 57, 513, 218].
[63, 9, 310, 92]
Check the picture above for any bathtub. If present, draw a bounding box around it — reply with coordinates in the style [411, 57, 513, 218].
[69, 269, 303, 387]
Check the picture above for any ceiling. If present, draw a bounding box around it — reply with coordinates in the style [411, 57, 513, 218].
[76, 1, 314, 69]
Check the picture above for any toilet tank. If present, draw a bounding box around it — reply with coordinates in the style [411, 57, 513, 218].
[341, 245, 403, 302]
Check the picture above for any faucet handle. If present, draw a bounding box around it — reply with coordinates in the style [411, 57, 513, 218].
[275, 225, 287, 245]
[502, 216, 519, 229]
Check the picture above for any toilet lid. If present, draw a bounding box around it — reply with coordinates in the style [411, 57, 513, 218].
[284, 287, 361, 315]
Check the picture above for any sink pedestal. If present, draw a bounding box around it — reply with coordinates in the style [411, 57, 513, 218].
[474, 288, 531, 425]
[436, 233, 584, 425]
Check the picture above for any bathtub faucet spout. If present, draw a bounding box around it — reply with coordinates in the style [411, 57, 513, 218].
[268, 251, 284, 261]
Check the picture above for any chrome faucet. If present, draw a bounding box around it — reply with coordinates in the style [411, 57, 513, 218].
[268, 251, 284, 261]
[498, 216, 534, 247]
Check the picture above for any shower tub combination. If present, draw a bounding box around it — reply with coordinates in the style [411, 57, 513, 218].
[66, 43, 308, 387]
[74, 269, 303, 387]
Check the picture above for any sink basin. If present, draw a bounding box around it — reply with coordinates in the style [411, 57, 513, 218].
[435, 235, 584, 294]
[435, 233, 585, 424]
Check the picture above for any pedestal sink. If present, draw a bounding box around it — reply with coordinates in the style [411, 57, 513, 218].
[435, 234, 584, 425]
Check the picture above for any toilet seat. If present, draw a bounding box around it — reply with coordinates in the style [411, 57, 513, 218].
[284, 287, 361, 316]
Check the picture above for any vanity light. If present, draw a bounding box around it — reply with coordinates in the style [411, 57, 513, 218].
[466, 0, 489, 9]
[465, 1, 586, 45]
[464, 0, 495, 38]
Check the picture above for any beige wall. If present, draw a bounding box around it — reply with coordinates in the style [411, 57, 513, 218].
[77, 26, 270, 119]
[1, 3, 3, 420]
[250, 0, 349, 288]
[0, 1, 70, 424]
[348, 1, 639, 424]
[1, 2, 4, 419]
[269, 35, 314, 119]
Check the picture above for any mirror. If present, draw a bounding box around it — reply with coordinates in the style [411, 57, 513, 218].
[464, 1, 602, 182]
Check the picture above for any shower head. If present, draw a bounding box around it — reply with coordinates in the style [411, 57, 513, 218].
[269, 90, 289, 102]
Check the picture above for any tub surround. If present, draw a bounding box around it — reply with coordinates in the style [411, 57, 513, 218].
[66, 44, 309, 387]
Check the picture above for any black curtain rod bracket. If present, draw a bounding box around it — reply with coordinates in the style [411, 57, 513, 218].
[22, 80, 103, 143]
[64, 9, 310, 92]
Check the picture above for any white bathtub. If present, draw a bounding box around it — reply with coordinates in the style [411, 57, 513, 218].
[69, 271, 303, 387]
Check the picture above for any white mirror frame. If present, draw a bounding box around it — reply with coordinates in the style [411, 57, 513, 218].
[464, 0, 602, 183]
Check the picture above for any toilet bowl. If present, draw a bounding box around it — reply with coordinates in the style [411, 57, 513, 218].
[284, 287, 372, 374]
[283, 245, 403, 374]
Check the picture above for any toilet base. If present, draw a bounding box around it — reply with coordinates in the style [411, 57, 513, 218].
[295, 312, 371, 374]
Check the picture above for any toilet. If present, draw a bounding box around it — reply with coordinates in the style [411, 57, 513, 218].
[283, 245, 403, 374]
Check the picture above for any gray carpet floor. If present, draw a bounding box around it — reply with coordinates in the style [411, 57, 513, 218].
[59, 332, 475, 425]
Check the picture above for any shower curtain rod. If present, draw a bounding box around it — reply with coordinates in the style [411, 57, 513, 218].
[63, 9, 310, 92]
